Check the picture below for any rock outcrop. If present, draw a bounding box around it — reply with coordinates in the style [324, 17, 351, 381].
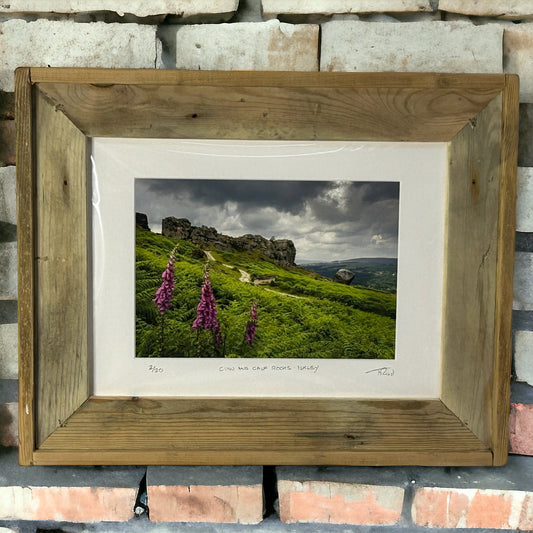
[135, 212, 150, 231]
[161, 216, 296, 266]
[333, 268, 355, 285]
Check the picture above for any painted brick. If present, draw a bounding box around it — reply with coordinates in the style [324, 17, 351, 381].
[262, 0, 433, 20]
[0, 301, 17, 326]
[0, 0, 239, 20]
[504, 23, 533, 103]
[0, 92, 14, 120]
[176, 20, 319, 71]
[147, 466, 263, 524]
[512, 380, 533, 403]
[412, 486, 533, 529]
[519, 104, 533, 166]
[320, 21, 502, 73]
[0, 402, 17, 447]
[515, 330, 533, 385]
[278, 480, 404, 525]
[0, 323, 18, 380]
[510, 402, 533, 456]
[0, 379, 17, 404]
[0, 19, 161, 92]
[0, 120, 15, 167]
[517, 168, 533, 232]
[440, 0, 533, 20]
[0, 486, 137, 521]
[0, 166, 16, 225]
[0, 242, 16, 299]
[514, 252, 533, 311]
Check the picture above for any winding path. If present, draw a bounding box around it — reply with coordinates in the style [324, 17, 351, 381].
[238, 269, 251, 283]
[204, 250, 306, 299]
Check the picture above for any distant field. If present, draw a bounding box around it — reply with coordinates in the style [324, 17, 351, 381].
[136, 228, 397, 359]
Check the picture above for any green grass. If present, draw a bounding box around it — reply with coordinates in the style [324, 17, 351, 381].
[136, 228, 397, 359]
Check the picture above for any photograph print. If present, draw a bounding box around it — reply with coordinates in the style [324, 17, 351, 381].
[135, 179, 399, 359]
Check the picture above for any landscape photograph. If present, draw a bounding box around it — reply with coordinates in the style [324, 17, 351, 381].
[135, 179, 399, 359]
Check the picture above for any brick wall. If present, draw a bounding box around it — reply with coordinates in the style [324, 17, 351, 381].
[1, 1, 532, 531]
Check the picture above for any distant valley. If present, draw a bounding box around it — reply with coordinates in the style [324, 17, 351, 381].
[301, 258, 398, 293]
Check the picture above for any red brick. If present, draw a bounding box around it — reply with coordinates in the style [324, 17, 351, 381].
[412, 487, 533, 529]
[0, 402, 17, 447]
[510, 402, 533, 455]
[0, 486, 137, 522]
[148, 485, 263, 524]
[0, 120, 15, 166]
[278, 480, 404, 525]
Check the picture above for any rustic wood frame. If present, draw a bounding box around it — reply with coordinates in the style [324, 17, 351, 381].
[16, 68, 518, 466]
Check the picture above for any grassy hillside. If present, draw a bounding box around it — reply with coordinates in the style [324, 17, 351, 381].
[136, 228, 397, 359]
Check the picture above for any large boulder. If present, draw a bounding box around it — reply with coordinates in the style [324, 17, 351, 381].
[333, 268, 355, 285]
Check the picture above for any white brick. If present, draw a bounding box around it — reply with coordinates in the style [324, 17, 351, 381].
[0, 243, 16, 300]
[440, 0, 533, 20]
[504, 24, 533, 103]
[514, 252, 533, 311]
[517, 167, 533, 232]
[262, 0, 432, 19]
[0, 167, 16, 225]
[320, 21, 502, 73]
[0, 0, 239, 19]
[515, 330, 533, 385]
[176, 20, 318, 71]
[0, 323, 17, 380]
[0, 19, 161, 92]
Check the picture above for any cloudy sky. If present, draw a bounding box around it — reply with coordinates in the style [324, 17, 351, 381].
[135, 179, 399, 262]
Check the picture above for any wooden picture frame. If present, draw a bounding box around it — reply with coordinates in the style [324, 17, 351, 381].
[16, 68, 518, 466]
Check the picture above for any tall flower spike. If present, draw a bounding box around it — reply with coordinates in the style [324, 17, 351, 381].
[153, 247, 177, 314]
[192, 265, 222, 344]
[245, 301, 258, 346]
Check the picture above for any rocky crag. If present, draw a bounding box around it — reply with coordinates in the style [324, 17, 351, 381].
[158, 216, 296, 266]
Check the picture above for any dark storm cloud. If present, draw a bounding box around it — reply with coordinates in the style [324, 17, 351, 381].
[360, 182, 399, 203]
[307, 182, 399, 240]
[143, 179, 331, 215]
[136, 178, 400, 260]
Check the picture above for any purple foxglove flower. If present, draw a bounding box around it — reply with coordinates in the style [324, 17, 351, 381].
[153, 250, 176, 314]
[244, 301, 258, 346]
[192, 268, 222, 344]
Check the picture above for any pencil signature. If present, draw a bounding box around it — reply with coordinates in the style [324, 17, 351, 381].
[365, 367, 394, 376]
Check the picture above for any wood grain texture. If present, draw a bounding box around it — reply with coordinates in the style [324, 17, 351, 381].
[37, 82, 502, 142]
[15, 68, 36, 466]
[34, 88, 89, 446]
[491, 75, 519, 465]
[16, 69, 516, 466]
[32, 449, 492, 467]
[441, 95, 502, 454]
[28, 68, 507, 90]
[35, 398, 491, 466]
